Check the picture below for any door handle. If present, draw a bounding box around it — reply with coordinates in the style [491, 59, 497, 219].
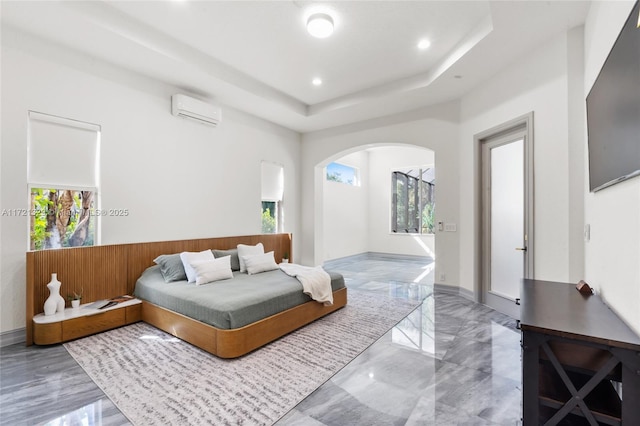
[515, 247, 527, 251]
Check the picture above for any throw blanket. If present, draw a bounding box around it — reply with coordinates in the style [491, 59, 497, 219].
[279, 263, 333, 306]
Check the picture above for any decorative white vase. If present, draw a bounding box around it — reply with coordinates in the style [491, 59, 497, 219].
[43, 273, 65, 316]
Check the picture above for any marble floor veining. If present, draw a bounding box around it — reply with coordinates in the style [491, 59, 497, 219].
[0, 253, 522, 425]
[0, 341, 128, 425]
[275, 254, 522, 426]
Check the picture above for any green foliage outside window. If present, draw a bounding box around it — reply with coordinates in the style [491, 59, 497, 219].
[261, 203, 276, 234]
[30, 188, 95, 250]
[326, 162, 357, 185]
[326, 172, 342, 182]
[392, 168, 435, 234]
[422, 202, 435, 234]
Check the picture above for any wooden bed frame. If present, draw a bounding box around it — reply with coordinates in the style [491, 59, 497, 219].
[26, 233, 348, 357]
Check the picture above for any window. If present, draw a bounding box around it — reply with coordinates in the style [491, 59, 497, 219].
[261, 201, 278, 234]
[391, 167, 435, 234]
[29, 188, 96, 250]
[27, 112, 100, 250]
[326, 162, 359, 186]
[261, 162, 283, 234]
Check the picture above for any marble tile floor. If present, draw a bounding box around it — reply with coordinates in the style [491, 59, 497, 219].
[276, 254, 522, 426]
[0, 254, 522, 425]
[0, 342, 129, 425]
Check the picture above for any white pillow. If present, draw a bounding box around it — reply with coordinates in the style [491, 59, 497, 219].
[244, 251, 279, 275]
[192, 256, 233, 285]
[180, 250, 215, 283]
[237, 243, 264, 272]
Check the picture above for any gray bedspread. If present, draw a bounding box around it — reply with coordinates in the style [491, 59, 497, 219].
[133, 265, 345, 330]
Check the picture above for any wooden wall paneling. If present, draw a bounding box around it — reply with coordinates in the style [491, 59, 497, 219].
[59, 246, 127, 304]
[124, 234, 292, 291]
[26, 234, 292, 345]
[25, 252, 35, 345]
[91, 245, 129, 298]
[125, 240, 196, 294]
[28, 246, 128, 313]
[194, 238, 217, 252]
[26, 246, 127, 345]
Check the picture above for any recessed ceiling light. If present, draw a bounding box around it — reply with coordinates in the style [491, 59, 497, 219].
[417, 39, 431, 50]
[312, 78, 323, 86]
[307, 13, 334, 38]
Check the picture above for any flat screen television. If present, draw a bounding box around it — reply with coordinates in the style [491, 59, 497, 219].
[586, 0, 640, 192]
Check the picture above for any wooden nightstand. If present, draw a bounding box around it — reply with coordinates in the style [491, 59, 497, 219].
[32, 298, 142, 345]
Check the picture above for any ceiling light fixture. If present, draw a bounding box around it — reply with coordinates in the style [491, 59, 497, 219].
[417, 39, 431, 50]
[312, 78, 323, 86]
[307, 13, 334, 38]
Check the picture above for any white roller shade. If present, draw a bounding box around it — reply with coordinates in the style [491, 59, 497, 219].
[261, 162, 283, 201]
[28, 112, 100, 188]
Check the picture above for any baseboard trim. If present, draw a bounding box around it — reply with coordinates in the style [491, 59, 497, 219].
[367, 252, 433, 262]
[1, 327, 26, 347]
[458, 286, 476, 302]
[435, 283, 475, 302]
[323, 252, 369, 265]
[326, 253, 478, 301]
[324, 252, 433, 266]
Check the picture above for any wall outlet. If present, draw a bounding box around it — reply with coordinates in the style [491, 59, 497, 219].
[444, 223, 457, 232]
[439, 273, 446, 282]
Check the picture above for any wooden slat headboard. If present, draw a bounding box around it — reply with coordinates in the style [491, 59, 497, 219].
[25, 233, 292, 345]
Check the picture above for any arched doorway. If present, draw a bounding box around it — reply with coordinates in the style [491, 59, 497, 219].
[315, 144, 436, 268]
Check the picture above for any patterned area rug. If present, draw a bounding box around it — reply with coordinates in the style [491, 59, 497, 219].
[64, 290, 420, 425]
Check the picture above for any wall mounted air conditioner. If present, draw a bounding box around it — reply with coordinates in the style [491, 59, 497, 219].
[171, 94, 221, 127]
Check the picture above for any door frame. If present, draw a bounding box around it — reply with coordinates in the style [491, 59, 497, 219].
[474, 112, 534, 311]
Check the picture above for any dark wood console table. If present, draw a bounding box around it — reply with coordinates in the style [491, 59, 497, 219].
[520, 279, 640, 425]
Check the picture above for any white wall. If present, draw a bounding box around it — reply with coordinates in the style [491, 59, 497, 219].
[301, 102, 460, 286]
[367, 146, 435, 258]
[6, 2, 638, 339]
[323, 146, 436, 262]
[583, 0, 640, 334]
[322, 151, 369, 260]
[458, 31, 584, 294]
[0, 31, 301, 335]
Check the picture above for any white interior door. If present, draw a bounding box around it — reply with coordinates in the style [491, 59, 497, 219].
[481, 128, 532, 319]
[490, 139, 524, 297]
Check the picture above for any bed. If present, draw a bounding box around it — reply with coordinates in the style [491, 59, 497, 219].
[25, 233, 348, 358]
[134, 266, 345, 330]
